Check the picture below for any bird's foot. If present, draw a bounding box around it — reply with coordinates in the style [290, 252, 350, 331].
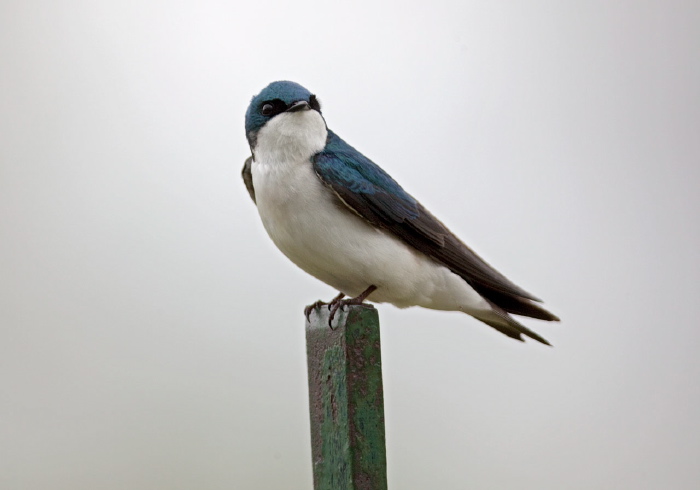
[327, 285, 378, 328]
[304, 292, 346, 322]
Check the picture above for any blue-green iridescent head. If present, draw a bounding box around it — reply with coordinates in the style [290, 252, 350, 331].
[245, 81, 322, 147]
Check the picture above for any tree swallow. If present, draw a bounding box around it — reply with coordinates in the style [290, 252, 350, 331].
[242, 81, 559, 344]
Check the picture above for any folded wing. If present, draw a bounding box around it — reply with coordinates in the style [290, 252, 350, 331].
[313, 131, 559, 326]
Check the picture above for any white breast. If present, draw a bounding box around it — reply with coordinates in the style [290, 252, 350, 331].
[250, 110, 491, 315]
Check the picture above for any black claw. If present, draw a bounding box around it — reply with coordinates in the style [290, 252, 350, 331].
[326, 292, 346, 328]
[327, 285, 377, 328]
[328, 302, 342, 328]
[306, 286, 377, 328]
[305, 292, 345, 323]
[304, 300, 325, 321]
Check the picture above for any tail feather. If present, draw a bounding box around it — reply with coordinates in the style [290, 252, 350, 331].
[471, 284, 560, 322]
[474, 306, 552, 346]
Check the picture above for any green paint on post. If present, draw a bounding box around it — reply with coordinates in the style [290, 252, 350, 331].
[306, 304, 388, 490]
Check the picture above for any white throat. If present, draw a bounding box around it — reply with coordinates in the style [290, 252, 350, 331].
[253, 110, 328, 165]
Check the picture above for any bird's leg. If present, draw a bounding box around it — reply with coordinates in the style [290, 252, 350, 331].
[304, 291, 346, 321]
[326, 291, 346, 311]
[328, 285, 378, 327]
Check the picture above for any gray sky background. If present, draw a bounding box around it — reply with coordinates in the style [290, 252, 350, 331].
[1, 1, 699, 489]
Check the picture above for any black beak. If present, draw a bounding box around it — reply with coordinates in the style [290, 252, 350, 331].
[286, 100, 311, 112]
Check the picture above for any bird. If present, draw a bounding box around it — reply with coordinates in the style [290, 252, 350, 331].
[242, 80, 559, 344]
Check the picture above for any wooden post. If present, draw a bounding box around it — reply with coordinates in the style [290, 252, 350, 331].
[305, 304, 388, 490]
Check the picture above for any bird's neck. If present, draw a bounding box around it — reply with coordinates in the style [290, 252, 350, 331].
[253, 111, 328, 165]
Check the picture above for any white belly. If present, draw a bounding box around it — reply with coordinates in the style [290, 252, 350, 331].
[248, 108, 490, 313]
[251, 156, 491, 313]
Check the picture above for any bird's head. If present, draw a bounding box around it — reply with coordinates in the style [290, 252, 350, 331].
[245, 81, 326, 159]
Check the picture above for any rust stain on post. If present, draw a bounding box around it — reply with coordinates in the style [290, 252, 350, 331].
[306, 304, 388, 490]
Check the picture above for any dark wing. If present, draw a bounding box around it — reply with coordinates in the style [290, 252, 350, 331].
[313, 131, 559, 327]
[242, 156, 256, 204]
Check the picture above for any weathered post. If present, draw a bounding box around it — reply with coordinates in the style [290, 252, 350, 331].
[305, 304, 388, 490]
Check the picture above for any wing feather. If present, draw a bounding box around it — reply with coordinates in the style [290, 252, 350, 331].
[242, 156, 256, 204]
[313, 131, 558, 321]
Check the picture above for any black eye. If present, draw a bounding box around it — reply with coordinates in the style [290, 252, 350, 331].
[261, 103, 274, 116]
